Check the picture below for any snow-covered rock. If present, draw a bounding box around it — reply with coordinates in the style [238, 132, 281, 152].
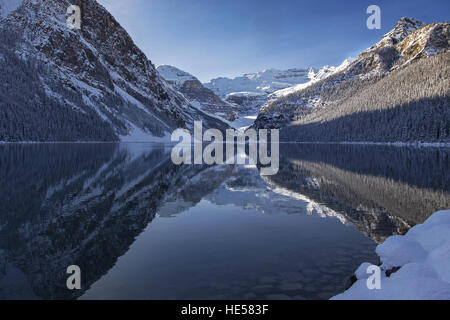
[157, 65, 238, 121]
[333, 210, 450, 300]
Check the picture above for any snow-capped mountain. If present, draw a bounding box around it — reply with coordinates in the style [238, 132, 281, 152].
[0, 0, 228, 142]
[203, 68, 315, 123]
[268, 58, 354, 101]
[376, 17, 425, 47]
[205, 68, 315, 98]
[157, 65, 238, 122]
[253, 17, 450, 143]
[211, 63, 353, 125]
[312, 58, 355, 81]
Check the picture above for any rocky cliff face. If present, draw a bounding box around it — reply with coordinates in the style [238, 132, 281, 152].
[157, 65, 238, 122]
[0, 0, 228, 142]
[253, 18, 449, 141]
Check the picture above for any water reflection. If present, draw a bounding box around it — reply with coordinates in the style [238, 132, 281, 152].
[0, 143, 448, 300]
[270, 144, 450, 242]
[0, 144, 231, 299]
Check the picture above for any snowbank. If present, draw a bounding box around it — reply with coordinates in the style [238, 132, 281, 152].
[332, 210, 450, 300]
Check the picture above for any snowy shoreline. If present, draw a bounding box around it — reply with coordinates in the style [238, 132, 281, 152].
[332, 210, 450, 300]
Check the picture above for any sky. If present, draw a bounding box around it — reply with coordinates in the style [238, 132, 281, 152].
[98, 0, 450, 82]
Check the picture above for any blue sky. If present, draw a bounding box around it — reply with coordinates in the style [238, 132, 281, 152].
[98, 0, 449, 82]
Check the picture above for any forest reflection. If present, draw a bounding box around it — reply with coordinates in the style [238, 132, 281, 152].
[267, 144, 450, 242]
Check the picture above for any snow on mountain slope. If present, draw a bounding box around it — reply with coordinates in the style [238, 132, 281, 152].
[218, 60, 352, 126]
[268, 58, 355, 100]
[376, 17, 425, 48]
[205, 68, 315, 98]
[157, 65, 238, 121]
[313, 57, 355, 80]
[157, 65, 197, 86]
[0, 0, 228, 142]
[204, 68, 315, 126]
[253, 17, 449, 133]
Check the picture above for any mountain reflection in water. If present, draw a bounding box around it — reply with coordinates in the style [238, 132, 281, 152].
[0, 143, 448, 300]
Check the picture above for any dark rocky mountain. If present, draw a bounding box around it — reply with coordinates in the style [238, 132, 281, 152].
[157, 65, 238, 122]
[0, 0, 228, 142]
[253, 18, 450, 143]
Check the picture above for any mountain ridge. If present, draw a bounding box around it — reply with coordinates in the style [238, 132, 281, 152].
[204, 68, 315, 98]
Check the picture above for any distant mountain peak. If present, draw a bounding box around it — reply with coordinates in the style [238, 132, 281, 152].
[203, 67, 316, 121]
[157, 65, 238, 122]
[311, 57, 355, 81]
[204, 68, 315, 99]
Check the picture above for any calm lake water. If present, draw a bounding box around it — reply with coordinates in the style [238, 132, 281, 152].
[0, 143, 449, 300]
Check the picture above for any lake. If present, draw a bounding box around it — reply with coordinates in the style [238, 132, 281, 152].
[0, 143, 448, 300]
